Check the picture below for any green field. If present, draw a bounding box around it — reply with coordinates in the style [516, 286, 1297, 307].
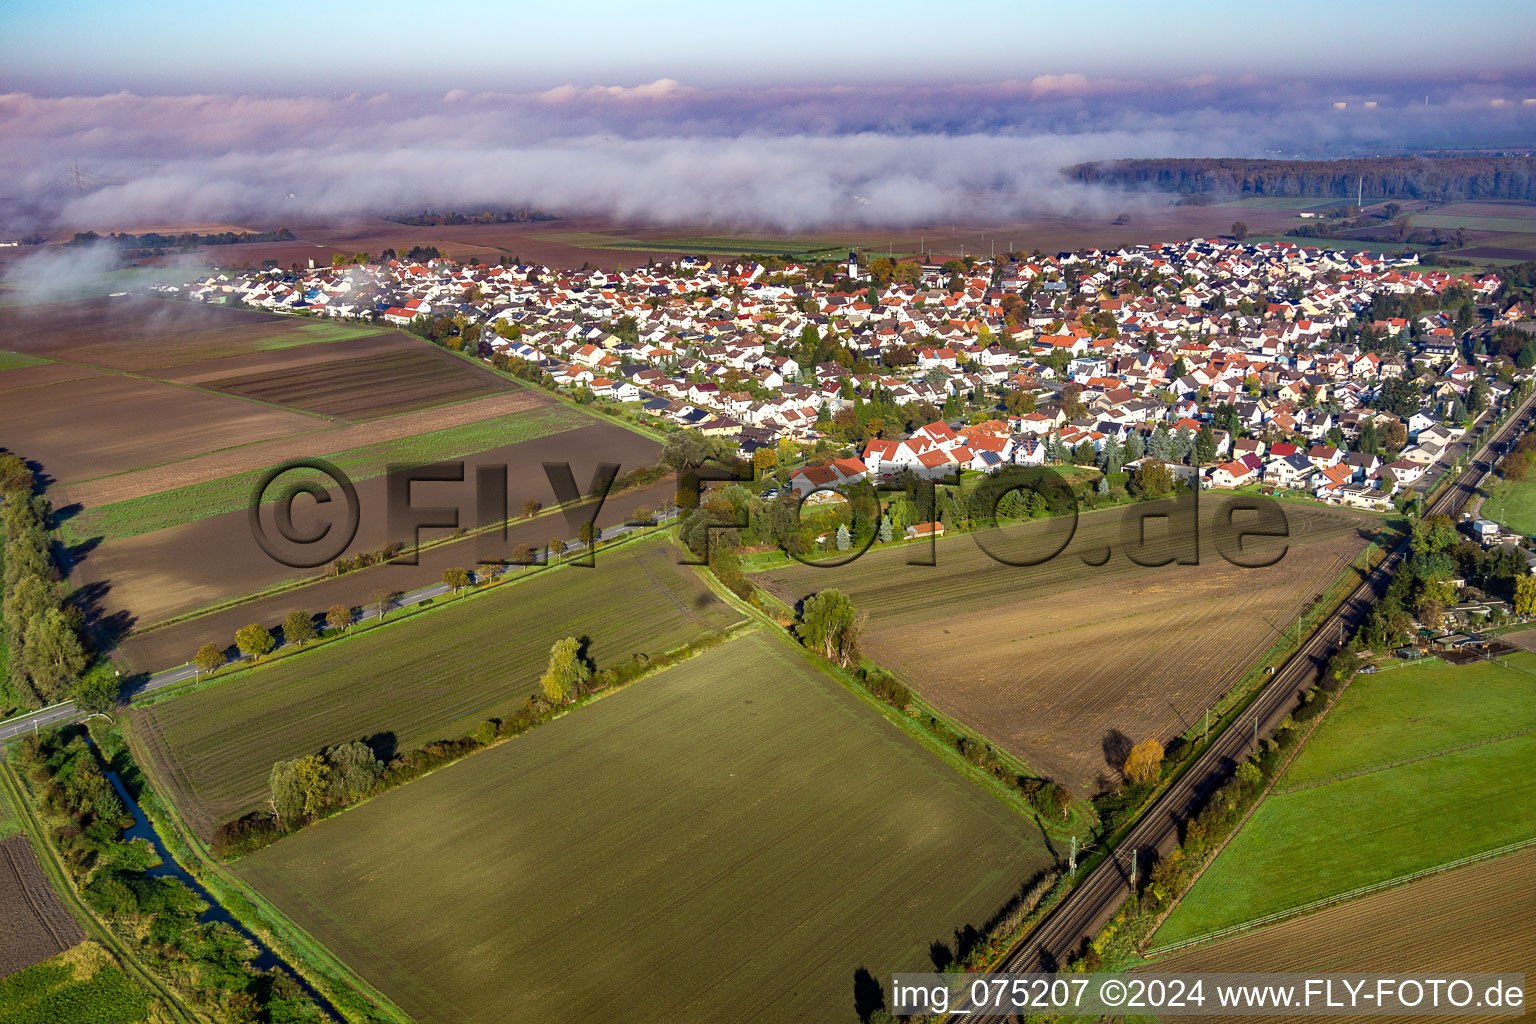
[1280, 652, 1536, 787]
[1154, 654, 1536, 947]
[0, 952, 149, 1024]
[232, 630, 1054, 1024]
[66, 403, 592, 542]
[0, 351, 49, 372]
[1480, 475, 1536, 536]
[243, 319, 384, 350]
[128, 536, 743, 836]
[1409, 214, 1536, 232]
[1241, 234, 1428, 255]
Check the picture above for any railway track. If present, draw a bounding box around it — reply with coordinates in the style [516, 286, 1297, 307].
[955, 392, 1536, 1021]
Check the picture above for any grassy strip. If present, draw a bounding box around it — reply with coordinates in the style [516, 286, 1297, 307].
[63, 404, 592, 544]
[0, 350, 51, 371]
[128, 520, 681, 709]
[118, 477, 669, 646]
[116, 723, 411, 1024]
[0, 761, 202, 1024]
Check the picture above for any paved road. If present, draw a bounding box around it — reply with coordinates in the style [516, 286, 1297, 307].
[0, 510, 680, 745]
[955, 391, 1536, 1020]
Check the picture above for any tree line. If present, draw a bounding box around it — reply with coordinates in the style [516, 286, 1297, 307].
[0, 452, 92, 710]
[1066, 156, 1536, 202]
[66, 227, 296, 249]
[385, 208, 557, 226]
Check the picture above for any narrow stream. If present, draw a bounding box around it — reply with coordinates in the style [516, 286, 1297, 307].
[98, 762, 343, 1021]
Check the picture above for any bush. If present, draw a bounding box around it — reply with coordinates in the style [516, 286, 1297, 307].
[858, 668, 911, 709]
[1030, 781, 1070, 819]
[212, 813, 291, 860]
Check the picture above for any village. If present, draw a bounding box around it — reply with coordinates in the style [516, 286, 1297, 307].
[177, 238, 1533, 515]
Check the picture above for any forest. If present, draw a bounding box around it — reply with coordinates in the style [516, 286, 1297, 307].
[1065, 157, 1536, 201]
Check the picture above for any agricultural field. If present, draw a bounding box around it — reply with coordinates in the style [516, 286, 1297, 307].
[127, 536, 742, 837]
[0, 835, 84, 979]
[0, 352, 49, 371]
[156, 333, 505, 419]
[63, 398, 591, 542]
[0, 293, 666, 639]
[1, 301, 514, 497]
[1152, 653, 1536, 948]
[0, 296, 376, 370]
[71, 419, 662, 632]
[4, 372, 331, 485]
[231, 630, 1055, 1024]
[1211, 197, 1356, 211]
[111, 476, 679, 671]
[755, 496, 1378, 791]
[180, 206, 1313, 273]
[1146, 845, 1536, 991]
[59, 389, 556, 511]
[0, 944, 150, 1023]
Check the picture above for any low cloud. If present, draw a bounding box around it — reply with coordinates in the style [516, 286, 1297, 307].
[0, 242, 123, 302]
[1, 73, 1532, 233]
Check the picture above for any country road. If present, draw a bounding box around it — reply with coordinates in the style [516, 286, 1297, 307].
[955, 389, 1536, 1021]
[0, 509, 680, 745]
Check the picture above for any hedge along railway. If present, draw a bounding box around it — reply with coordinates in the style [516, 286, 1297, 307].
[1151, 649, 1536, 949]
[231, 630, 1056, 1024]
[126, 536, 742, 838]
[755, 495, 1379, 791]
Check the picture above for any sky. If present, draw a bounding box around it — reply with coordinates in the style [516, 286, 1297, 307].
[5, 0, 1535, 92]
[1, 1, 1534, 233]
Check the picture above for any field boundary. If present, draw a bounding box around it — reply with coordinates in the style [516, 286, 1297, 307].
[126, 520, 686, 710]
[1144, 836, 1536, 958]
[709, 551, 1093, 839]
[116, 474, 672, 645]
[204, 619, 757, 859]
[1274, 724, 1536, 794]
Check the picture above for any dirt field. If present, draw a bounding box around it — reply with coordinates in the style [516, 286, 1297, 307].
[228, 630, 1053, 1024]
[755, 496, 1378, 791]
[165, 206, 1313, 272]
[113, 476, 678, 671]
[1, 299, 518, 492]
[0, 296, 364, 370]
[166, 334, 506, 419]
[75, 421, 660, 644]
[1147, 846, 1536, 1024]
[128, 536, 742, 836]
[4, 373, 331, 485]
[0, 835, 84, 979]
[58, 389, 555, 509]
[0, 361, 105, 391]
